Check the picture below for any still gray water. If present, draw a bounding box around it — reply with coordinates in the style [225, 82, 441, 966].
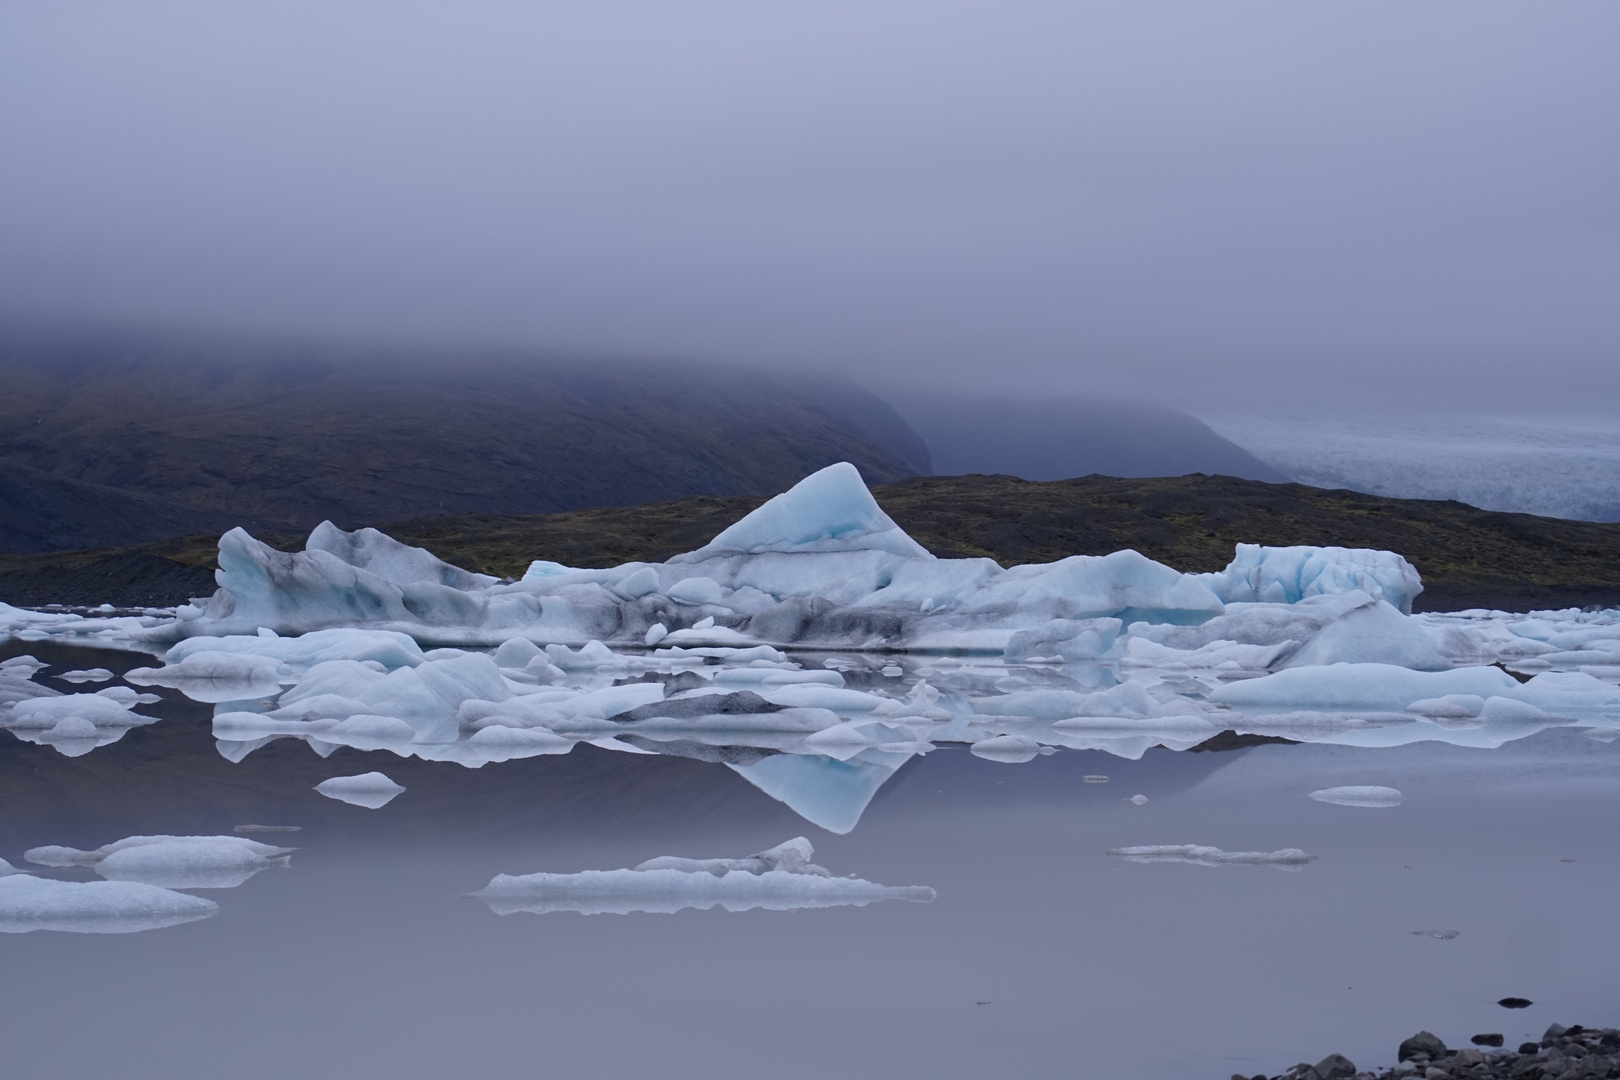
[2, 640, 1616, 1079]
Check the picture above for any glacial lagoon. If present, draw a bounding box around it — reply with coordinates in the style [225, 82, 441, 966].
[3, 464, 1619, 1078]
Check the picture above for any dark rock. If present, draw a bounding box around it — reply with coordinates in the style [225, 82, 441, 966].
[1472, 1034, 1505, 1048]
[1519, 1042, 1541, 1055]
[1499, 998, 1534, 1009]
[1545, 1023, 1569, 1045]
[1312, 1053, 1356, 1079]
[1399, 1032, 1448, 1062]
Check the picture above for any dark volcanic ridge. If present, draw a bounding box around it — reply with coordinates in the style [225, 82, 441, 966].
[4, 473, 1618, 613]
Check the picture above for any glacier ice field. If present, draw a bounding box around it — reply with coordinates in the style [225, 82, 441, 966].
[3, 461, 1619, 1078]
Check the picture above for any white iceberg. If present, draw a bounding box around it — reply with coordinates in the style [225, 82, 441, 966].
[0, 875, 219, 934]
[315, 771, 406, 808]
[1106, 844, 1316, 869]
[471, 836, 934, 916]
[24, 835, 294, 889]
[1309, 785, 1403, 808]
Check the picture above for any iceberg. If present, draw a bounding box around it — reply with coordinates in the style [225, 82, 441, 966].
[1106, 844, 1316, 869]
[23, 835, 294, 890]
[315, 771, 406, 808]
[1196, 544, 1424, 614]
[1309, 785, 1403, 808]
[2, 690, 160, 756]
[471, 836, 935, 916]
[0, 875, 219, 934]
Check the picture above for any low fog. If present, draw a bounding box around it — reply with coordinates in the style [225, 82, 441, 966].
[2, 1, 1618, 416]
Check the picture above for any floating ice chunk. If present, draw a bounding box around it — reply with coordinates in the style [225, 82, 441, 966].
[1196, 544, 1424, 613]
[1004, 618, 1123, 662]
[0, 672, 60, 705]
[1310, 785, 1403, 808]
[472, 836, 933, 916]
[1407, 695, 1486, 718]
[522, 559, 579, 581]
[644, 623, 669, 646]
[164, 628, 426, 672]
[0, 655, 48, 677]
[0, 858, 28, 877]
[545, 640, 620, 671]
[473, 867, 935, 917]
[126, 650, 287, 702]
[56, 668, 114, 683]
[683, 462, 933, 559]
[970, 734, 1045, 763]
[0, 876, 218, 934]
[4, 692, 158, 756]
[635, 837, 828, 877]
[1209, 664, 1522, 713]
[315, 771, 406, 809]
[1279, 600, 1450, 671]
[76, 835, 295, 889]
[667, 577, 725, 606]
[1412, 928, 1460, 940]
[1128, 794, 1149, 805]
[1106, 844, 1316, 869]
[465, 725, 574, 761]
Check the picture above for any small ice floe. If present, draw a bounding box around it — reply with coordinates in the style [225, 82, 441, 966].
[1, 691, 159, 757]
[1082, 775, 1110, 784]
[125, 651, 288, 703]
[23, 835, 294, 890]
[1127, 794, 1149, 805]
[0, 655, 49, 677]
[471, 836, 936, 917]
[234, 825, 302, 834]
[315, 771, 405, 809]
[0, 876, 218, 934]
[56, 668, 114, 684]
[1107, 844, 1316, 870]
[0, 858, 29, 877]
[1412, 928, 1460, 940]
[970, 734, 1047, 763]
[1309, 785, 1403, 808]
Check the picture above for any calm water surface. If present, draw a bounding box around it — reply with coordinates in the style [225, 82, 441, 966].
[2, 641, 1617, 1079]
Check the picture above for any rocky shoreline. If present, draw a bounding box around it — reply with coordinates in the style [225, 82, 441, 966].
[1243, 1024, 1620, 1080]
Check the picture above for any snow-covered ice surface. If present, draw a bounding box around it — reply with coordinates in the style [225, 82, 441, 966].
[1208, 414, 1620, 522]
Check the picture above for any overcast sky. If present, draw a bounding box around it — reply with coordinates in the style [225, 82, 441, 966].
[2, 2, 1616, 416]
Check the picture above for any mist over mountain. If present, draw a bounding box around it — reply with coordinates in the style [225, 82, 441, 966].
[889, 394, 1286, 484]
[0, 325, 929, 553]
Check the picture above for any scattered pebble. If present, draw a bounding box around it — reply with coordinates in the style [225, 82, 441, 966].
[1242, 1023, 1620, 1080]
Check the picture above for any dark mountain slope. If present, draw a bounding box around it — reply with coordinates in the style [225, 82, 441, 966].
[886, 394, 1288, 483]
[7, 474, 1617, 612]
[0, 325, 925, 551]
